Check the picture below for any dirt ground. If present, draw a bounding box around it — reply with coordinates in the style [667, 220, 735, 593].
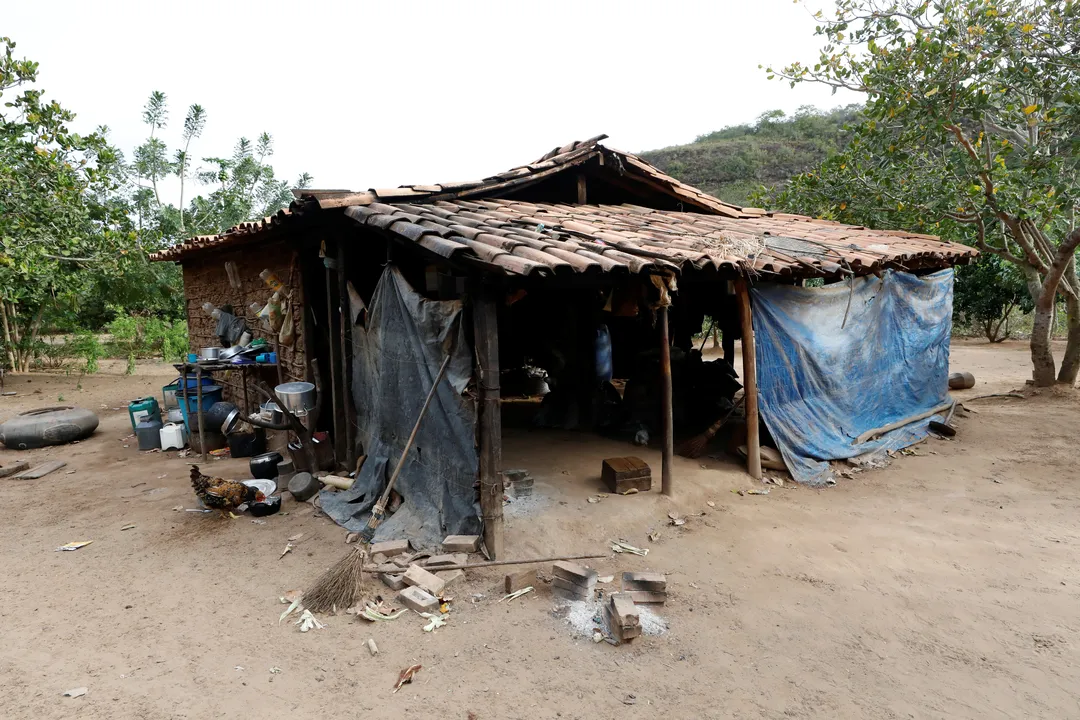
[1, 342, 1078, 720]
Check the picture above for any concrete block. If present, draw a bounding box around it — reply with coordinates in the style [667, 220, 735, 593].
[435, 569, 464, 587]
[403, 564, 446, 596]
[370, 539, 410, 557]
[505, 569, 537, 594]
[397, 586, 439, 614]
[622, 571, 667, 592]
[552, 561, 598, 589]
[424, 553, 467, 568]
[381, 573, 407, 591]
[442, 535, 480, 553]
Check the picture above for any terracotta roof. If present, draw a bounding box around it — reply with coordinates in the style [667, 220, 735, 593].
[151, 135, 976, 275]
[342, 199, 975, 279]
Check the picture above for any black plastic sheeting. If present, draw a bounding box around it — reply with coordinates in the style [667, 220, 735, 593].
[319, 266, 480, 548]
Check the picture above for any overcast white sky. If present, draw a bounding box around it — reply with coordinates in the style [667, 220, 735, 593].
[6, 0, 857, 197]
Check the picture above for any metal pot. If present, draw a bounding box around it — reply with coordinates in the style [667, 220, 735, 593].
[275, 382, 316, 415]
[199, 347, 222, 361]
[219, 345, 245, 360]
[260, 401, 285, 425]
[220, 407, 242, 435]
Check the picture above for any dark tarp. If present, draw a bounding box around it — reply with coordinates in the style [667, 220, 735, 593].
[320, 266, 480, 548]
[751, 269, 953, 486]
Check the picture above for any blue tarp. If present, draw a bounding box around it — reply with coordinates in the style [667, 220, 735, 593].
[751, 269, 954, 486]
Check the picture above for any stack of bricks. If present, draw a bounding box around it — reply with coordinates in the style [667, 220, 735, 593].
[551, 561, 598, 601]
[605, 593, 641, 643]
[621, 572, 667, 604]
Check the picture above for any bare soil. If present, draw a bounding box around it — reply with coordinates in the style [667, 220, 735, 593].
[1, 344, 1078, 720]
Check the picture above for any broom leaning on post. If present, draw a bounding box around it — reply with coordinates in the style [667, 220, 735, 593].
[303, 354, 453, 613]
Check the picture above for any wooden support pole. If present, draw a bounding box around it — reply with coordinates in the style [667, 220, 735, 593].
[196, 365, 207, 462]
[337, 242, 355, 469]
[735, 277, 761, 480]
[473, 287, 504, 559]
[658, 305, 674, 495]
[324, 255, 342, 464]
[576, 173, 587, 204]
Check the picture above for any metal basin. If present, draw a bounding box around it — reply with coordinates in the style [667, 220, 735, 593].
[199, 347, 222, 361]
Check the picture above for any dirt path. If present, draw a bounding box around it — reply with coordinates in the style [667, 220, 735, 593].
[0, 345, 1077, 719]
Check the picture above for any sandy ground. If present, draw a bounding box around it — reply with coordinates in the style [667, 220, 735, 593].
[1, 343, 1078, 720]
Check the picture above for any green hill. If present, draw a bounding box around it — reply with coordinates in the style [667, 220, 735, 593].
[639, 105, 862, 207]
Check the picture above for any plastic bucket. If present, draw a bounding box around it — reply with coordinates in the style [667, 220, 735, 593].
[179, 385, 223, 432]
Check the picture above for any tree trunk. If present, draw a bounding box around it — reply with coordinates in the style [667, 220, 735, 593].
[1058, 293, 1080, 385]
[0, 301, 16, 371]
[1031, 301, 1057, 386]
[1026, 228, 1080, 387]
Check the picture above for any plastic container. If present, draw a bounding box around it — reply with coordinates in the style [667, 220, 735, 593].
[159, 422, 187, 451]
[595, 324, 613, 382]
[136, 419, 164, 450]
[128, 397, 161, 435]
[165, 376, 215, 413]
[179, 385, 224, 432]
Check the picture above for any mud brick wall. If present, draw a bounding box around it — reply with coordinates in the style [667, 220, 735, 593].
[179, 240, 308, 414]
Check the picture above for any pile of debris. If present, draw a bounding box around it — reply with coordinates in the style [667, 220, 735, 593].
[373, 535, 480, 612]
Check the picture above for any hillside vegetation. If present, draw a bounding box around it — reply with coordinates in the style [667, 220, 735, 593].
[639, 105, 861, 207]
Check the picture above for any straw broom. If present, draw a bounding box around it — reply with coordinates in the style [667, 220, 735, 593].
[676, 403, 738, 459]
[303, 355, 452, 613]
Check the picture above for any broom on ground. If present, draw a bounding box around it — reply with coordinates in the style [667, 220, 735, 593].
[676, 402, 739, 459]
[303, 355, 452, 613]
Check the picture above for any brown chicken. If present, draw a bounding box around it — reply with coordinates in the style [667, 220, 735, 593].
[190, 465, 264, 517]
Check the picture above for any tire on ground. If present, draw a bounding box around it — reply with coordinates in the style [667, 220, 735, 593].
[0, 406, 100, 450]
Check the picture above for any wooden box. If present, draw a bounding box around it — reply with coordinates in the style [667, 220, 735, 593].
[601, 456, 652, 494]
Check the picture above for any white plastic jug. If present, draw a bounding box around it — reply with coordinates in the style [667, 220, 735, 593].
[159, 422, 187, 451]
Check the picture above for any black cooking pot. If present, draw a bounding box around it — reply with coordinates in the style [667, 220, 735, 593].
[249, 495, 282, 517]
[205, 402, 238, 432]
[249, 451, 283, 479]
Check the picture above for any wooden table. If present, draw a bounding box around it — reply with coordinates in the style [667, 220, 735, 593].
[174, 360, 277, 461]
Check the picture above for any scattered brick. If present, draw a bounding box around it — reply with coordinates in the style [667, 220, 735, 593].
[505, 569, 537, 594]
[403, 564, 446, 596]
[441, 535, 480, 553]
[381, 573, 407, 591]
[370, 540, 410, 557]
[425, 553, 467, 568]
[435, 569, 464, 587]
[622, 571, 667, 592]
[552, 561, 598, 589]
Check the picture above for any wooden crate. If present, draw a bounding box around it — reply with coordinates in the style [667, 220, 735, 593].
[601, 456, 651, 494]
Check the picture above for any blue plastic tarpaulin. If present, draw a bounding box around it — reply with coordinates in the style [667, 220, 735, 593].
[751, 269, 954, 486]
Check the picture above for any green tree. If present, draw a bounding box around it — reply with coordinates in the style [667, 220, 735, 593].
[0, 37, 132, 371]
[955, 254, 1033, 342]
[765, 0, 1080, 386]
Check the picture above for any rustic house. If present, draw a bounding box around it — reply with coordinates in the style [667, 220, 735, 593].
[152, 135, 976, 555]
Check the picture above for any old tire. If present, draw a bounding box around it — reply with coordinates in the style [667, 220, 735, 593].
[0, 406, 100, 450]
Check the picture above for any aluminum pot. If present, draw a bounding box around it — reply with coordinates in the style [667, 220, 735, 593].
[199, 347, 222, 361]
[274, 382, 316, 415]
[219, 345, 245, 360]
[260, 401, 285, 425]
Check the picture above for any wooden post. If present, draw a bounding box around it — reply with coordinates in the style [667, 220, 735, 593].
[473, 287, 504, 559]
[735, 277, 761, 480]
[337, 242, 356, 470]
[576, 173, 587, 204]
[658, 305, 674, 495]
[196, 365, 207, 462]
[324, 256, 342, 464]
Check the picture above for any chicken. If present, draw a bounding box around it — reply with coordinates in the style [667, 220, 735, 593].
[190, 465, 264, 518]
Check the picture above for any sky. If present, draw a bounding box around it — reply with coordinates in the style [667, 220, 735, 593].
[6, 0, 858, 199]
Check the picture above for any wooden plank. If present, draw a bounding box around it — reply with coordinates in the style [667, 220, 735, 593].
[325, 254, 343, 464]
[659, 306, 674, 495]
[0, 461, 30, 478]
[735, 277, 761, 480]
[14, 460, 67, 479]
[473, 288, 504, 559]
[577, 173, 587, 204]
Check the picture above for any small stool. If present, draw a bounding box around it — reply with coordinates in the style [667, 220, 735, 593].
[601, 456, 652, 493]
